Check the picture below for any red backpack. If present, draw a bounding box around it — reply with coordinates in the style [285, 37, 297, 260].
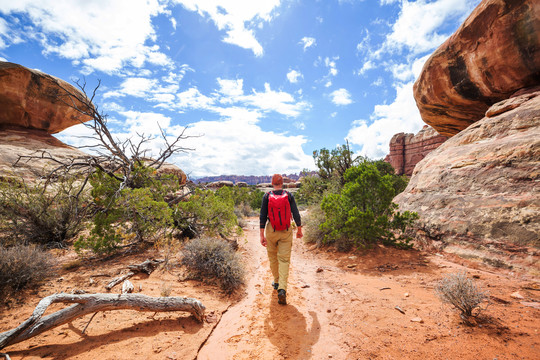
[268, 191, 292, 231]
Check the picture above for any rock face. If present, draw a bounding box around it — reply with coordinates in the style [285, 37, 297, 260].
[384, 126, 448, 176]
[395, 91, 540, 270]
[0, 127, 90, 182]
[0, 62, 92, 133]
[413, 0, 540, 136]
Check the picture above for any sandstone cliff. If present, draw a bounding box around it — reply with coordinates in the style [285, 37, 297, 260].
[384, 126, 448, 176]
[397, 0, 540, 272]
[396, 88, 540, 271]
[0, 62, 92, 133]
[413, 0, 540, 136]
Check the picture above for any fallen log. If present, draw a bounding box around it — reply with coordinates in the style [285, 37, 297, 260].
[0, 293, 205, 351]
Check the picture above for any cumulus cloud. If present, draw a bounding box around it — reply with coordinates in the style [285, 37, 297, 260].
[383, 0, 477, 55]
[330, 88, 353, 106]
[346, 81, 423, 159]
[173, 114, 313, 177]
[173, 0, 281, 56]
[0, 0, 171, 74]
[286, 69, 303, 83]
[300, 37, 316, 51]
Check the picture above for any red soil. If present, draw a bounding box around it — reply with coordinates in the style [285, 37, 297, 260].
[1, 217, 539, 359]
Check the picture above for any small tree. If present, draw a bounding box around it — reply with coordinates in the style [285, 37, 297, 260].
[320, 161, 418, 249]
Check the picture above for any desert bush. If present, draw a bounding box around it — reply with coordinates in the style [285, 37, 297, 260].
[320, 162, 418, 249]
[181, 237, 244, 293]
[173, 188, 240, 238]
[0, 176, 90, 247]
[435, 272, 488, 320]
[74, 166, 175, 255]
[303, 205, 327, 247]
[0, 244, 55, 299]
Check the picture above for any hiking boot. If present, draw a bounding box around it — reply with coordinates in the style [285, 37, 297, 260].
[277, 289, 287, 305]
[272, 282, 279, 291]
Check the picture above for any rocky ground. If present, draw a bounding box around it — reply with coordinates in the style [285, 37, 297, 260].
[1, 217, 539, 360]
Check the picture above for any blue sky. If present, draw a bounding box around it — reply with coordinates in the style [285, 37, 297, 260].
[0, 0, 480, 178]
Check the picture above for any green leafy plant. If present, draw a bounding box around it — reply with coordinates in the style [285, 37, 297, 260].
[319, 161, 418, 249]
[74, 166, 175, 255]
[181, 237, 244, 293]
[173, 188, 240, 238]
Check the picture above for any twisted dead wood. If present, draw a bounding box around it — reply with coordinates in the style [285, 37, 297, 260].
[0, 293, 205, 350]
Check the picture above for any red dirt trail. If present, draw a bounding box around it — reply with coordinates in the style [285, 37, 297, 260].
[1, 216, 539, 359]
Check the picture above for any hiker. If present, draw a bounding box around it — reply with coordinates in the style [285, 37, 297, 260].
[259, 174, 303, 305]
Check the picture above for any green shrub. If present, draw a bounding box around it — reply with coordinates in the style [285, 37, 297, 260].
[435, 272, 488, 321]
[74, 166, 176, 255]
[174, 188, 240, 238]
[0, 176, 90, 247]
[181, 237, 244, 293]
[320, 162, 418, 249]
[0, 244, 55, 300]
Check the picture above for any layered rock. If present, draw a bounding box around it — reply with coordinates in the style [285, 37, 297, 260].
[395, 91, 540, 271]
[384, 126, 448, 176]
[0, 62, 92, 133]
[413, 0, 540, 136]
[0, 127, 89, 183]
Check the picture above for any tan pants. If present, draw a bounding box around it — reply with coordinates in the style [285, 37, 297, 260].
[265, 221, 293, 291]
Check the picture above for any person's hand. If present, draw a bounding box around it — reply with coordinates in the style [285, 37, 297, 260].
[296, 226, 303, 239]
[260, 228, 267, 247]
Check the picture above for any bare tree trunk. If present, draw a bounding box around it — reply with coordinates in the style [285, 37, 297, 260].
[0, 293, 205, 350]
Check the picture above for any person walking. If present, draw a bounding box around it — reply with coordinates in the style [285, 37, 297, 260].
[259, 174, 303, 305]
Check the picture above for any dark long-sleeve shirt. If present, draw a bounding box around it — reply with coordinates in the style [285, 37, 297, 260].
[259, 189, 301, 229]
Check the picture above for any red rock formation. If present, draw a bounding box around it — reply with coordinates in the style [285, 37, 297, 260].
[395, 90, 540, 271]
[385, 126, 448, 176]
[413, 0, 540, 136]
[0, 62, 92, 133]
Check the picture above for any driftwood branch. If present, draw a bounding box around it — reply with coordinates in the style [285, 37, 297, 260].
[105, 259, 164, 291]
[0, 293, 205, 350]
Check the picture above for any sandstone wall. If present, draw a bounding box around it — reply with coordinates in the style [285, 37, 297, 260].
[395, 91, 540, 271]
[413, 0, 540, 136]
[385, 126, 448, 176]
[0, 62, 92, 133]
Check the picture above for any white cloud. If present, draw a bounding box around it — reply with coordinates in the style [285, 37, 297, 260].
[346, 81, 423, 159]
[383, 0, 477, 55]
[0, 0, 172, 74]
[371, 77, 384, 87]
[173, 114, 313, 177]
[356, 60, 374, 75]
[300, 37, 316, 51]
[217, 78, 244, 98]
[286, 69, 303, 83]
[173, 0, 281, 57]
[330, 88, 353, 106]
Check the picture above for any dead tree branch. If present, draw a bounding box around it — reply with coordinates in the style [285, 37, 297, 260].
[0, 293, 206, 350]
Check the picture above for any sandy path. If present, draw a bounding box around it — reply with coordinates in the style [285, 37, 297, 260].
[198, 217, 347, 360]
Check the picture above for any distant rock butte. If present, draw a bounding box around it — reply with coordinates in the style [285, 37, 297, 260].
[413, 0, 540, 136]
[395, 91, 540, 271]
[384, 126, 448, 176]
[0, 61, 92, 133]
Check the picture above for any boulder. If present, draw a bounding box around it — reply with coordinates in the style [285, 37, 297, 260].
[156, 164, 187, 186]
[384, 126, 448, 176]
[236, 181, 248, 187]
[413, 0, 540, 136]
[395, 91, 540, 271]
[0, 62, 92, 133]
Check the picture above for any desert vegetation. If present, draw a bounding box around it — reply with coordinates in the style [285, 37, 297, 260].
[299, 141, 417, 250]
